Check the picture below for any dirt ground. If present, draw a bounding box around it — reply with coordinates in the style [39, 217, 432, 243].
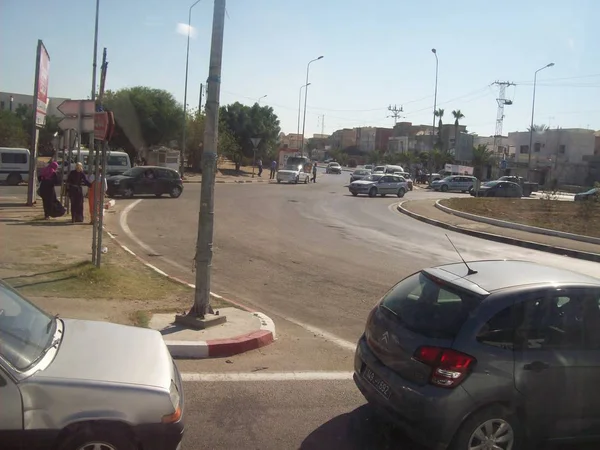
[440, 198, 600, 238]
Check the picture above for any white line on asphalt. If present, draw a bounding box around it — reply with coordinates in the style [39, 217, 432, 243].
[279, 316, 357, 351]
[181, 371, 354, 382]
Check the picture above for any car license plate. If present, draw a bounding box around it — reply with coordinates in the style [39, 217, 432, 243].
[362, 366, 391, 399]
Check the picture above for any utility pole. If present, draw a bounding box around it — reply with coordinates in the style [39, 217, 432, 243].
[177, 0, 227, 327]
[198, 83, 204, 112]
[491, 81, 515, 155]
[387, 104, 404, 125]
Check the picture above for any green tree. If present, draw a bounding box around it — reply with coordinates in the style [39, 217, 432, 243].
[103, 87, 184, 160]
[451, 109, 464, 151]
[0, 111, 28, 147]
[218, 119, 243, 170]
[434, 108, 444, 150]
[219, 102, 281, 162]
[471, 144, 493, 179]
[430, 149, 453, 172]
[528, 124, 549, 132]
[186, 110, 205, 171]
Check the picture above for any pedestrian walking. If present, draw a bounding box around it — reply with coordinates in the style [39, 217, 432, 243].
[67, 162, 90, 223]
[257, 159, 263, 177]
[269, 160, 277, 179]
[87, 167, 108, 225]
[38, 161, 59, 219]
[312, 162, 317, 183]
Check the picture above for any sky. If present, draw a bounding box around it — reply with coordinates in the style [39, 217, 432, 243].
[2, 0, 599, 138]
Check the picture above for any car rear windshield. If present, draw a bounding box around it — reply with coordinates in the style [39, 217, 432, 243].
[380, 272, 481, 339]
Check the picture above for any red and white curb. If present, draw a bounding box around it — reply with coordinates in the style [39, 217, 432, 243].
[104, 199, 116, 209]
[105, 230, 276, 359]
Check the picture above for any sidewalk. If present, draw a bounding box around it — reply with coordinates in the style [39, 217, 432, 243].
[399, 199, 600, 262]
[0, 201, 275, 358]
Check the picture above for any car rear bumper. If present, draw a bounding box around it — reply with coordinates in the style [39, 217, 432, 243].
[354, 335, 473, 450]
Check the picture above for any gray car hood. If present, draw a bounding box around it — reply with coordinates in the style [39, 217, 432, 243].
[33, 318, 173, 389]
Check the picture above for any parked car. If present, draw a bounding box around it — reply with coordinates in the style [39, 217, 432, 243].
[497, 176, 538, 197]
[384, 165, 404, 174]
[372, 165, 386, 174]
[0, 280, 185, 450]
[431, 175, 477, 193]
[349, 174, 408, 198]
[326, 162, 342, 174]
[354, 260, 600, 450]
[350, 169, 372, 182]
[471, 180, 522, 198]
[574, 187, 599, 202]
[394, 172, 413, 191]
[364, 164, 373, 172]
[0, 147, 30, 186]
[107, 166, 184, 198]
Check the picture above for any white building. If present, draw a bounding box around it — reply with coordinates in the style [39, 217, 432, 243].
[473, 135, 512, 156]
[0, 91, 70, 118]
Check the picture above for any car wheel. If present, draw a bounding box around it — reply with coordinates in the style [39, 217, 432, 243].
[441, 184, 449, 192]
[170, 186, 182, 198]
[295, 176, 299, 184]
[397, 188, 406, 198]
[304, 176, 308, 184]
[58, 424, 137, 450]
[122, 187, 134, 198]
[6, 173, 21, 186]
[368, 187, 377, 198]
[449, 405, 522, 450]
[351, 192, 358, 196]
[380, 193, 386, 197]
[155, 193, 162, 197]
[277, 180, 281, 184]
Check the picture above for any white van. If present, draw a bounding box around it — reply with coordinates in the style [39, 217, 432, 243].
[59, 149, 131, 177]
[384, 164, 405, 174]
[0, 148, 30, 185]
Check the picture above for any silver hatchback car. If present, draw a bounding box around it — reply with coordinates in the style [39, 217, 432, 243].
[0, 281, 185, 450]
[355, 260, 600, 450]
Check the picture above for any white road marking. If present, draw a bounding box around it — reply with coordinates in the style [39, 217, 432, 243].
[279, 316, 357, 351]
[181, 371, 354, 382]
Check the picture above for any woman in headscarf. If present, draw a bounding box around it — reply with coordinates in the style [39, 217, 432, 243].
[67, 162, 90, 223]
[38, 161, 59, 219]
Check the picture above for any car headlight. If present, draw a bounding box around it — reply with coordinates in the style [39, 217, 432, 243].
[162, 381, 182, 423]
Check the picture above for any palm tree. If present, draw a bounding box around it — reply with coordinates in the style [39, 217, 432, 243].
[434, 108, 444, 150]
[452, 110, 465, 152]
[471, 144, 493, 179]
[528, 124, 549, 133]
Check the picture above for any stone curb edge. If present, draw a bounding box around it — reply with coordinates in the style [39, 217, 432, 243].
[434, 200, 600, 246]
[104, 230, 276, 359]
[397, 201, 600, 264]
[183, 179, 268, 184]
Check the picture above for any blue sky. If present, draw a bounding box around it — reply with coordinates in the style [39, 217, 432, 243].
[2, 0, 599, 138]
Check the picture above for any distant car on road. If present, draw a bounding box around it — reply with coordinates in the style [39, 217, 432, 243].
[354, 260, 600, 450]
[276, 157, 311, 184]
[0, 280, 185, 450]
[574, 187, 599, 202]
[349, 174, 408, 198]
[432, 175, 476, 193]
[372, 165, 386, 175]
[107, 166, 183, 198]
[350, 169, 372, 182]
[471, 180, 522, 198]
[394, 172, 413, 191]
[326, 162, 342, 174]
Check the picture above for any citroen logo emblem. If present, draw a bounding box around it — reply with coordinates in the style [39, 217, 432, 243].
[381, 331, 389, 344]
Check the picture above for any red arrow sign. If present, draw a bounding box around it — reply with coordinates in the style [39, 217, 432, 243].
[94, 112, 109, 141]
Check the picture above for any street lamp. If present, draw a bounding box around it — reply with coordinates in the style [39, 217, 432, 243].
[180, 0, 203, 176]
[527, 62, 554, 180]
[431, 48, 438, 151]
[258, 94, 267, 104]
[297, 83, 310, 151]
[300, 55, 324, 156]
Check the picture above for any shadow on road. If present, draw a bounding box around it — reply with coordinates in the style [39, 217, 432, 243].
[300, 405, 425, 450]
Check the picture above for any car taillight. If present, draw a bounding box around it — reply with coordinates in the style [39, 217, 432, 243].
[413, 346, 475, 388]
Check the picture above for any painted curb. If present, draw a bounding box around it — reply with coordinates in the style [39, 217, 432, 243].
[183, 179, 267, 184]
[397, 201, 600, 263]
[104, 230, 276, 358]
[435, 200, 600, 246]
[104, 199, 116, 210]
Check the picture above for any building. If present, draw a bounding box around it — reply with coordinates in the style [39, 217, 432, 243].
[328, 128, 356, 150]
[507, 128, 596, 185]
[388, 136, 409, 153]
[472, 135, 512, 156]
[278, 133, 303, 150]
[355, 127, 393, 152]
[0, 91, 70, 118]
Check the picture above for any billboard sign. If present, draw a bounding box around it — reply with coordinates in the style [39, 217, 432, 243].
[34, 40, 50, 127]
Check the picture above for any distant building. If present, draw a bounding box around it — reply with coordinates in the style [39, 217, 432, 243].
[0, 91, 70, 118]
[328, 128, 356, 150]
[472, 135, 512, 156]
[278, 132, 303, 150]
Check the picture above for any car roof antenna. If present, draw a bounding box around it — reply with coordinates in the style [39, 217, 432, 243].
[445, 234, 477, 275]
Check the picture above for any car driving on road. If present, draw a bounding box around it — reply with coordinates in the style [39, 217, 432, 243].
[326, 162, 342, 174]
[350, 169, 371, 182]
[354, 260, 600, 450]
[0, 281, 185, 450]
[471, 180, 522, 198]
[107, 166, 183, 198]
[276, 157, 311, 184]
[431, 175, 476, 193]
[349, 174, 408, 198]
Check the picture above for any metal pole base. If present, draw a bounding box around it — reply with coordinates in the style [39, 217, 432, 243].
[175, 310, 226, 330]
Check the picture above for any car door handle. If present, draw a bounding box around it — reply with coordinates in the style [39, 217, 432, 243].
[524, 361, 550, 372]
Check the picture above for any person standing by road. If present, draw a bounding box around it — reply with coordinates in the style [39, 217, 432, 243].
[38, 161, 59, 219]
[269, 160, 277, 179]
[257, 159, 263, 177]
[312, 162, 318, 183]
[87, 167, 107, 225]
[67, 162, 90, 223]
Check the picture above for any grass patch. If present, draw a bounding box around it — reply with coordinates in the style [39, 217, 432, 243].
[440, 198, 600, 238]
[131, 310, 151, 328]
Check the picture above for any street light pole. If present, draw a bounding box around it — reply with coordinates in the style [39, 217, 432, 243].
[297, 83, 310, 151]
[180, 0, 203, 177]
[527, 62, 554, 180]
[300, 56, 323, 156]
[431, 48, 438, 152]
[257, 94, 267, 104]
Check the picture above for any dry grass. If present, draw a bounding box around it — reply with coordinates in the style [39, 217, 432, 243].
[440, 198, 600, 238]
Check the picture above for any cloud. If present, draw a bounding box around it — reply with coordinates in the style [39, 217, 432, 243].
[176, 23, 197, 38]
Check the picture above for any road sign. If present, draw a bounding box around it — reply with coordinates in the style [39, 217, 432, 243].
[250, 137, 261, 148]
[94, 111, 115, 141]
[34, 41, 50, 127]
[58, 99, 95, 132]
